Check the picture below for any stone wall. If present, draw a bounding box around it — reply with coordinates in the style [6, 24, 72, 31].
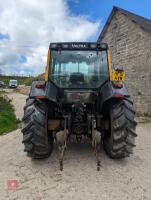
[99, 11, 151, 114]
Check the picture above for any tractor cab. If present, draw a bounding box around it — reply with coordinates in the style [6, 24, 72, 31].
[47, 43, 109, 89]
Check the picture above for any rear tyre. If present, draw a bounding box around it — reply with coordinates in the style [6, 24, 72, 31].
[21, 98, 53, 159]
[103, 98, 137, 159]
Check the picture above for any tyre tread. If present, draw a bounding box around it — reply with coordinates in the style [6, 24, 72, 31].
[21, 98, 53, 159]
[103, 98, 137, 159]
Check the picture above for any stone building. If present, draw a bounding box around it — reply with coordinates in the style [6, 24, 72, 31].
[97, 7, 151, 114]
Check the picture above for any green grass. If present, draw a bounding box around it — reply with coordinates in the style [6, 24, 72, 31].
[0, 75, 34, 86]
[0, 96, 19, 134]
[0, 90, 6, 95]
[144, 112, 151, 118]
[0, 74, 44, 86]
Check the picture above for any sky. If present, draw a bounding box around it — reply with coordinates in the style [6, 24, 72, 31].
[0, 0, 150, 76]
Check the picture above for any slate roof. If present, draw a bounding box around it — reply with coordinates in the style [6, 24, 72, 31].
[97, 6, 151, 42]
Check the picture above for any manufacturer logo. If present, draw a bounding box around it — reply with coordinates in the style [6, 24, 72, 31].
[7, 180, 18, 190]
[72, 44, 87, 48]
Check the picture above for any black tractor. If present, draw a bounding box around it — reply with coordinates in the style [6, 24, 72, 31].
[21, 42, 137, 170]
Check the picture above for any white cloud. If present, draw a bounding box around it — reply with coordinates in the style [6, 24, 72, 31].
[0, 0, 101, 75]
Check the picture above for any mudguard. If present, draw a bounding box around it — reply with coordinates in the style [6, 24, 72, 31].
[30, 81, 58, 103]
[100, 81, 129, 104]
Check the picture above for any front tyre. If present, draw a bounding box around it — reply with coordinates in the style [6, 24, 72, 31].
[21, 98, 53, 159]
[103, 98, 137, 159]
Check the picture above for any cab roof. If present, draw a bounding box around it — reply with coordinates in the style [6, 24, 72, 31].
[49, 42, 108, 51]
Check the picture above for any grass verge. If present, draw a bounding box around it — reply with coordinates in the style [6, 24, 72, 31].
[0, 90, 6, 95]
[0, 95, 19, 134]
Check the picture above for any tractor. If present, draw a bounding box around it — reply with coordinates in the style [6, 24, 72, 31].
[21, 42, 137, 170]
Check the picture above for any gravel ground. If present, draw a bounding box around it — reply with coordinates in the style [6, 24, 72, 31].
[0, 90, 151, 200]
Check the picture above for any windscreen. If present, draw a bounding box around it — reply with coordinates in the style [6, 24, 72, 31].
[50, 50, 108, 88]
